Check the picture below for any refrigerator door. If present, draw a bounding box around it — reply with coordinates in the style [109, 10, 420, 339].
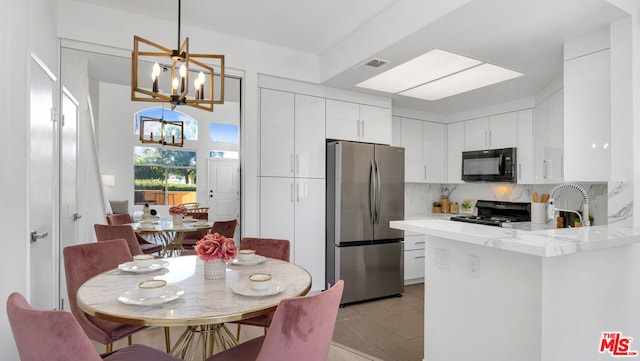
[331, 141, 375, 245]
[335, 242, 404, 304]
[373, 145, 405, 241]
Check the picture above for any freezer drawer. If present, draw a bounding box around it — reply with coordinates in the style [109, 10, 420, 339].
[332, 242, 404, 304]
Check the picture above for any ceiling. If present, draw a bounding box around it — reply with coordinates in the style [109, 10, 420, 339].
[73, 0, 628, 115]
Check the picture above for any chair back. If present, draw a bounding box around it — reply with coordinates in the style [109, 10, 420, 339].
[240, 237, 289, 262]
[106, 213, 134, 225]
[94, 224, 144, 256]
[212, 219, 237, 239]
[7, 292, 103, 361]
[63, 239, 134, 344]
[256, 280, 344, 361]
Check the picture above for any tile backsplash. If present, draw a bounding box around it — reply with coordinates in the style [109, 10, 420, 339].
[404, 182, 626, 226]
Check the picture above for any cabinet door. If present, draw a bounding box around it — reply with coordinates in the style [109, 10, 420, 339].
[447, 122, 464, 183]
[259, 177, 295, 259]
[422, 121, 446, 183]
[260, 89, 294, 177]
[489, 112, 518, 149]
[516, 110, 533, 184]
[360, 104, 391, 145]
[464, 117, 489, 150]
[546, 89, 564, 183]
[294, 94, 325, 178]
[294, 178, 325, 292]
[400, 117, 424, 182]
[326, 99, 359, 142]
[404, 249, 426, 281]
[533, 99, 548, 183]
[391, 116, 402, 146]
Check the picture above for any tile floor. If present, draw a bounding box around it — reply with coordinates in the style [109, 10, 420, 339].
[92, 283, 424, 361]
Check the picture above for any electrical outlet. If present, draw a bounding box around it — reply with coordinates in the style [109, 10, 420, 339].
[469, 255, 480, 278]
[435, 248, 450, 270]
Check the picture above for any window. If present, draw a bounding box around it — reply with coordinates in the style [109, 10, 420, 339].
[134, 147, 197, 206]
[133, 107, 199, 206]
[209, 123, 239, 143]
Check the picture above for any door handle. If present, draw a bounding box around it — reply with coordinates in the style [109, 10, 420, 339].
[30, 231, 48, 243]
[73, 213, 82, 221]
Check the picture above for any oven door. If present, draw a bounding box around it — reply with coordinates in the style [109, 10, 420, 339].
[461, 148, 516, 182]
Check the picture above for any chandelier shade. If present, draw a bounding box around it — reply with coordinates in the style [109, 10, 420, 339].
[131, 0, 224, 112]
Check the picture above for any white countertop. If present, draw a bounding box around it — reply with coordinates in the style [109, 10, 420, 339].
[391, 218, 640, 257]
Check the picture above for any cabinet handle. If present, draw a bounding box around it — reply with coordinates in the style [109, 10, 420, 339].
[296, 154, 300, 175]
[296, 183, 300, 202]
[290, 183, 294, 202]
[361, 120, 365, 138]
[424, 165, 427, 180]
[30, 231, 48, 243]
[488, 130, 492, 147]
[547, 159, 552, 180]
[290, 154, 294, 174]
[415, 241, 426, 244]
[542, 160, 547, 179]
[414, 255, 426, 259]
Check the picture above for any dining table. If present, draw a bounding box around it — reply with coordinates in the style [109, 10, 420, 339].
[129, 219, 213, 257]
[76, 255, 312, 360]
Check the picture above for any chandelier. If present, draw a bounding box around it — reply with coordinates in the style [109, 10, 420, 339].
[131, 0, 224, 112]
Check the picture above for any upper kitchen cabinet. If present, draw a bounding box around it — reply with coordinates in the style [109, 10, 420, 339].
[563, 37, 611, 182]
[463, 113, 517, 151]
[534, 89, 564, 183]
[516, 110, 534, 184]
[326, 99, 391, 145]
[260, 89, 326, 178]
[446, 122, 464, 184]
[396, 117, 445, 183]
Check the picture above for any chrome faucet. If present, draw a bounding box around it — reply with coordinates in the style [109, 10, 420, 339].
[546, 183, 590, 227]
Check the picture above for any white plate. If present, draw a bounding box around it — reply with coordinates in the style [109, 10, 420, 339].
[118, 260, 169, 273]
[231, 280, 285, 297]
[118, 285, 185, 305]
[230, 255, 266, 267]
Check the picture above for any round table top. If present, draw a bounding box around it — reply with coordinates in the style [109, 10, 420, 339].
[77, 256, 312, 327]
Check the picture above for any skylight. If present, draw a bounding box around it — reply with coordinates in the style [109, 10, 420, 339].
[356, 49, 523, 101]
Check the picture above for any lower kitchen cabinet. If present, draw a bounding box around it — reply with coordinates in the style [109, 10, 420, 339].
[259, 176, 325, 292]
[404, 234, 426, 284]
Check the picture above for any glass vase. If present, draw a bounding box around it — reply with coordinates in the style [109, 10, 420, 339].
[172, 214, 183, 225]
[204, 259, 226, 280]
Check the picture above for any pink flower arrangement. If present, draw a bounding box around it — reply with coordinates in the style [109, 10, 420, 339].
[194, 233, 237, 262]
[169, 205, 188, 216]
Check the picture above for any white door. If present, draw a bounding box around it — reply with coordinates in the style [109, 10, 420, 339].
[207, 158, 240, 238]
[488, 112, 518, 149]
[294, 178, 325, 292]
[294, 94, 325, 178]
[259, 89, 294, 177]
[59, 88, 79, 310]
[29, 54, 57, 310]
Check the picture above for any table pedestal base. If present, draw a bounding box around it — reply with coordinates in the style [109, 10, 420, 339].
[171, 324, 238, 360]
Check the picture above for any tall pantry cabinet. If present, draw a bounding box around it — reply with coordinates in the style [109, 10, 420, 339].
[259, 88, 326, 292]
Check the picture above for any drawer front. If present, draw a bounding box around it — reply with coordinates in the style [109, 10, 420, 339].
[404, 249, 426, 280]
[405, 235, 426, 251]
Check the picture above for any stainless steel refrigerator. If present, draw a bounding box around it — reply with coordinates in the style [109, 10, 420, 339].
[326, 140, 404, 304]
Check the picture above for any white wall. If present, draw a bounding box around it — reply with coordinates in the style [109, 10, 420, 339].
[1, 0, 57, 358]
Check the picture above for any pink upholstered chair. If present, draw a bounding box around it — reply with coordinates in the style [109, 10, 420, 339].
[63, 239, 149, 353]
[6, 292, 181, 361]
[182, 219, 237, 251]
[231, 237, 290, 340]
[210, 280, 344, 361]
[94, 224, 144, 256]
[106, 214, 162, 255]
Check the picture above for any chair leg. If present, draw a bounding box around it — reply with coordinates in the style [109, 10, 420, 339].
[106, 343, 113, 353]
[128, 335, 132, 345]
[164, 327, 171, 353]
[264, 327, 268, 335]
[236, 324, 241, 342]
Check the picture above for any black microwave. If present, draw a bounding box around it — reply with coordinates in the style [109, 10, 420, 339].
[461, 147, 517, 182]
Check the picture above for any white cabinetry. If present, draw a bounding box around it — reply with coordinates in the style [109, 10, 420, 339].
[534, 90, 564, 183]
[447, 122, 464, 184]
[259, 87, 326, 292]
[563, 49, 610, 182]
[259, 177, 326, 292]
[464, 114, 517, 151]
[260, 89, 325, 178]
[396, 117, 445, 183]
[516, 110, 534, 184]
[326, 99, 391, 144]
[404, 234, 426, 284]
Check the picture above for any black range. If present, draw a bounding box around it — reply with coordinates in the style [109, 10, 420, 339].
[449, 200, 531, 227]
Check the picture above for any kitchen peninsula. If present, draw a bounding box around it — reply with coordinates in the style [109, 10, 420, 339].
[391, 219, 640, 361]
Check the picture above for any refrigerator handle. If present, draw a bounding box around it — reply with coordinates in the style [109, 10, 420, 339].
[369, 160, 376, 225]
[375, 159, 382, 224]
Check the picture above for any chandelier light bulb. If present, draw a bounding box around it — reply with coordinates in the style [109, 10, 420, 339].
[172, 77, 179, 95]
